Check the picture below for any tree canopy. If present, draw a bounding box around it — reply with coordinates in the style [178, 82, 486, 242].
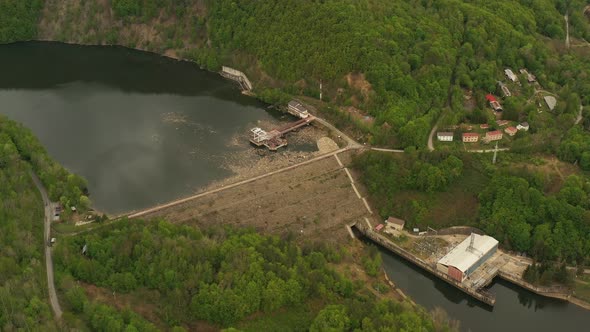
[54, 220, 453, 330]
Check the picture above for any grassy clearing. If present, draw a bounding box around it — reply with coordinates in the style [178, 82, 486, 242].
[386, 162, 488, 230]
[237, 304, 316, 332]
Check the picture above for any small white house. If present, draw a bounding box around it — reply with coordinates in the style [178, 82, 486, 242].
[544, 96, 557, 111]
[437, 132, 454, 142]
[504, 69, 518, 82]
[287, 100, 310, 119]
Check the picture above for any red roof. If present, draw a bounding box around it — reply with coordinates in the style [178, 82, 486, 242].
[505, 126, 517, 133]
[486, 94, 497, 102]
[487, 130, 502, 136]
[480, 124, 489, 129]
[375, 224, 384, 231]
[463, 133, 480, 137]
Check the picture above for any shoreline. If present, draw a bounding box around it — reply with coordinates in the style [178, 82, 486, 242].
[356, 224, 590, 311]
[18, 38, 590, 313]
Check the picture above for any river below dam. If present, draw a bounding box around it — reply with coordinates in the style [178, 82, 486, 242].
[380, 247, 590, 331]
[1, 41, 588, 331]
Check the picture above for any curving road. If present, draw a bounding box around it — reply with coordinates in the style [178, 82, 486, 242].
[31, 173, 63, 319]
[314, 116, 363, 149]
[565, 13, 570, 49]
[427, 123, 438, 151]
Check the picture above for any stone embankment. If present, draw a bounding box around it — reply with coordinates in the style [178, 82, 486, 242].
[354, 223, 496, 306]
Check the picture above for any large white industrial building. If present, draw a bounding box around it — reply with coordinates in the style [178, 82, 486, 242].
[437, 233, 499, 282]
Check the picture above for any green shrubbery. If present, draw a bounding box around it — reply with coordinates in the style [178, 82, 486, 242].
[0, 117, 56, 330]
[558, 125, 590, 170]
[0, 115, 89, 210]
[54, 220, 452, 330]
[206, 0, 590, 147]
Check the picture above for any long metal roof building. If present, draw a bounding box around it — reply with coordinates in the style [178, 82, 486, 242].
[437, 233, 499, 282]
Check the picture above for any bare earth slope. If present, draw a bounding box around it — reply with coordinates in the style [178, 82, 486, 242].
[38, 0, 206, 58]
[140, 150, 368, 243]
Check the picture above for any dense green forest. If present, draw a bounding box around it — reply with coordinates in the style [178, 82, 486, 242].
[1, 0, 590, 328]
[354, 150, 590, 266]
[2, 0, 588, 148]
[0, 117, 56, 330]
[0, 116, 107, 330]
[54, 220, 454, 331]
[0, 0, 42, 43]
[206, 0, 590, 147]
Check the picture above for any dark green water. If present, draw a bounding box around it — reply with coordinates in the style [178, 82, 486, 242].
[0, 41, 302, 214]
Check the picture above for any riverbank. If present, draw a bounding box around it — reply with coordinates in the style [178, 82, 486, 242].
[354, 223, 590, 311]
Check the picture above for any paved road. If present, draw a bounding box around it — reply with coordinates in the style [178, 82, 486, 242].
[370, 147, 405, 153]
[466, 148, 510, 153]
[31, 173, 63, 319]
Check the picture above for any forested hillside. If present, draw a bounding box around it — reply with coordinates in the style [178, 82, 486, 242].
[0, 115, 92, 330]
[0, 116, 89, 210]
[0, 117, 56, 330]
[0, 0, 42, 43]
[54, 220, 454, 331]
[354, 150, 590, 267]
[1, 0, 586, 148]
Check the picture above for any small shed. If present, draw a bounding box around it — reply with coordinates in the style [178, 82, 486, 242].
[486, 94, 503, 112]
[544, 96, 557, 111]
[386, 217, 406, 231]
[287, 100, 310, 119]
[437, 132, 454, 142]
[375, 224, 385, 232]
[498, 82, 511, 97]
[504, 69, 518, 82]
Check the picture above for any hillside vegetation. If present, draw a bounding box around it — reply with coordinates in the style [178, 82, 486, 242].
[0, 116, 56, 330]
[54, 220, 455, 331]
[0, 115, 93, 330]
[0, 0, 42, 43]
[354, 150, 590, 267]
[2, 0, 586, 149]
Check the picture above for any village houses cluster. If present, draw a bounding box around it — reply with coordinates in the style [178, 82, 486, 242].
[437, 67, 543, 145]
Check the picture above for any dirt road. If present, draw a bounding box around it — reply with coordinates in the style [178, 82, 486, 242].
[427, 123, 438, 151]
[370, 147, 405, 153]
[576, 105, 583, 125]
[31, 173, 63, 319]
[565, 13, 570, 49]
[315, 116, 362, 148]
